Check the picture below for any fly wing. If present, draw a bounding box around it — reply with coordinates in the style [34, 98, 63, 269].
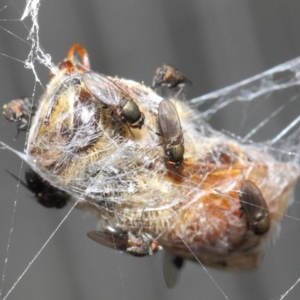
[5, 169, 29, 190]
[181, 73, 193, 86]
[239, 180, 270, 235]
[163, 251, 184, 288]
[87, 231, 128, 251]
[239, 180, 268, 216]
[158, 98, 182, 142]
[82, 72, 120, 106]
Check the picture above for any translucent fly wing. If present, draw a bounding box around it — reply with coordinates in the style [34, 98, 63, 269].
[182, 75, 193, 86]
[239, 180, 268, 211]
[239, 180, 271, 235]
[158, 98, 184, 165]
[87, 231, 128, 251]
[83, 72, 144, 128]
[82, 72, 120, 106]
[5, 169, 28, 190]
[158, 99, 183, 142]
[163, 251, 185, 288]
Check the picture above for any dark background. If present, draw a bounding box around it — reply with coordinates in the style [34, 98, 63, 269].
[1, 1, 300, 299]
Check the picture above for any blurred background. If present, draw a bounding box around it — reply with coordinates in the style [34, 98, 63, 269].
[1, 1, 300, 299]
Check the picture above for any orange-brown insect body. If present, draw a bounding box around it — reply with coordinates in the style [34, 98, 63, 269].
[26, 45, 299, 270]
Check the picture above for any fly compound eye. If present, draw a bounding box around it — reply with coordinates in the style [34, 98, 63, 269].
[239, 180, 271, 235]
[158, 98, 184, 168]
